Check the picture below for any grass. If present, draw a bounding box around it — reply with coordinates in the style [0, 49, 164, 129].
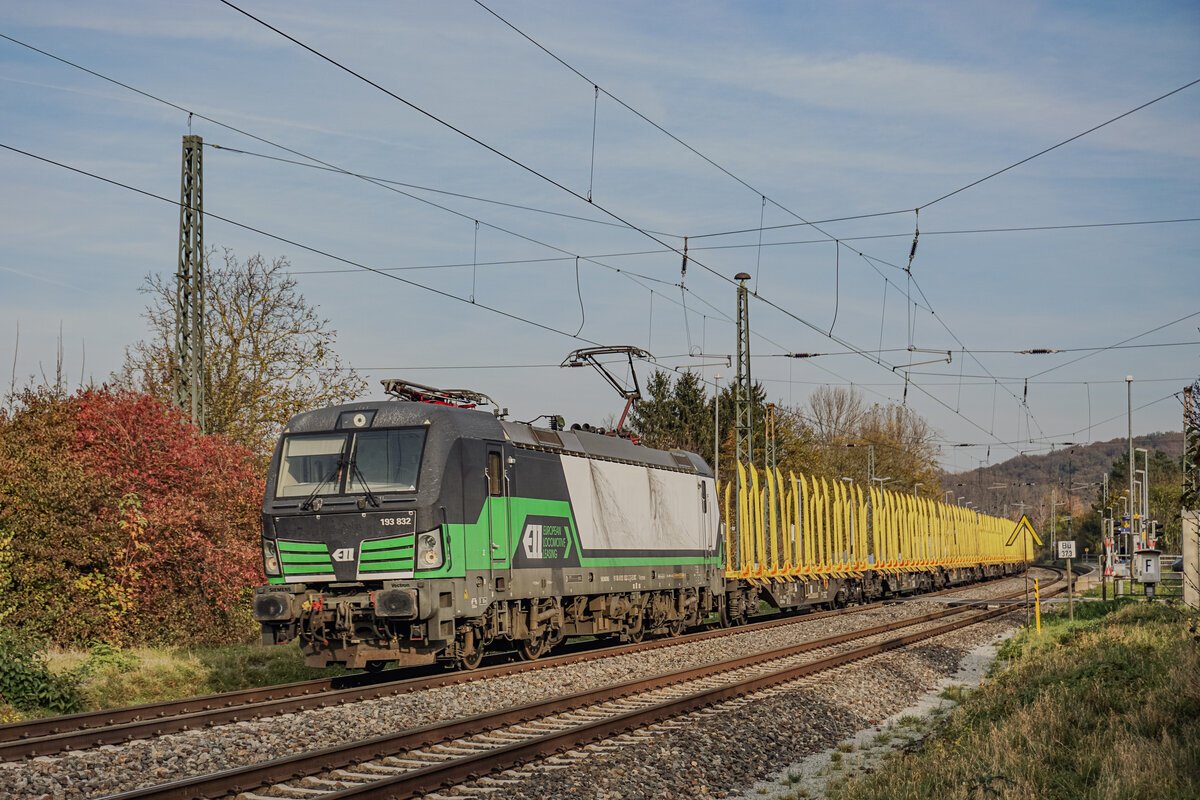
[1080, 576, 1183, 600]
[802, 600, 1200, 800]
[938, 684, 968, 704]
[33, 641, 350, 715]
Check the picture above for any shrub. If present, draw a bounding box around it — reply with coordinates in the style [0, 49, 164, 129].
[0, 628, 84, 715]
[0, 387, 265, 648]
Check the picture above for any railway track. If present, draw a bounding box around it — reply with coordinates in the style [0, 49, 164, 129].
[0, 569, 1056, 763]
[104, 574, 1064, 800]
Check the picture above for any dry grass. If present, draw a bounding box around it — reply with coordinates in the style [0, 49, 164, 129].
[820, 601, 1200, 800]
[30, 642, 349, 715]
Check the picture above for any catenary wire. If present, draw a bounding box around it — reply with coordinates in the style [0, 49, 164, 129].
[215, 0, 1033, 452]
[686, 218, 1200, 248]
[0, 142, 606, 346]
[922, 77, 1200, 208]
[7, 20, 1161, 455]
[0, 34, 729, 347]
[1025, 311, 1200, 380]
[219, 2, 1191, 457]
[206, 143, 682, 238]
[0, 33, 692, 309]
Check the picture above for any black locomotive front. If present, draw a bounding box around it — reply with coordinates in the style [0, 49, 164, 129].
[252, 401, 503, 668]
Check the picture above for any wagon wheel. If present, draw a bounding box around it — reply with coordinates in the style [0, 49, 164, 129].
[363, 660, 390, 673]
[666, 618, 684, 637]
[517, 634, 549, 661]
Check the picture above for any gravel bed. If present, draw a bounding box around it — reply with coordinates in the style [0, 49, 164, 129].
[483, 611, 1026, 800]
[0, 575, 1038, 800]
[738, 629, 1018, 800]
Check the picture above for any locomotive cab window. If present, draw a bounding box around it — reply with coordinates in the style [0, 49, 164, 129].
[349, 429, 426, 494]
[275, 433, 348, 498]
[275, 428, 426, 499]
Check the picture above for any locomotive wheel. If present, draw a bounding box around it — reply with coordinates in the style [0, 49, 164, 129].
[456, 624, 485, 670]
[626, 613, 645, 644]
[666, 618, 684, 637]
[517, 635, 548, 661]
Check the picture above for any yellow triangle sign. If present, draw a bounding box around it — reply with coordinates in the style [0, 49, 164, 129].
[1006, 514, 1043, 547]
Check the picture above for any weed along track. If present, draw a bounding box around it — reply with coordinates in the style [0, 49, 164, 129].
[0, 571, 1060, 800]
[0, 571, 1050, 764]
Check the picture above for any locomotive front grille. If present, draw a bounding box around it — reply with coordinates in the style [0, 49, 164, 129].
[278, 540, 336, 581]
[356, 533, 416, 579]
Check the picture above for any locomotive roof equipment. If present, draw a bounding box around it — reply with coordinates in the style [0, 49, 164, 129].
[560, 345, 653, 432]
[381, 378, 505, 416]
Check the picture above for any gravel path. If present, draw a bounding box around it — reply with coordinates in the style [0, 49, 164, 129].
[0, 575, 1038, 800]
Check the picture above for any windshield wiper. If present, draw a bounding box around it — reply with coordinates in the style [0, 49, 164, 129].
[301, 450, 346, 511]
[352, 461, 381, 508]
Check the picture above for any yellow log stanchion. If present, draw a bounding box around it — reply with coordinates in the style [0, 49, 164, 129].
[831, 479, 844, 576]
[765, 467, 778, 578]
[720, 461, 1026, 590]
[814, 480, 826, 574]
[854, 485, 866, 571]
[870, 485, 883, 571]
[781, 473, 793, 577]
[753, 468, 766, 580]
[737, 461, 751, 579]
[799, 473, 812, 574]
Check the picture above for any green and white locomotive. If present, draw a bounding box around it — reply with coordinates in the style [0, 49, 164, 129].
[253, 380, 722, 670]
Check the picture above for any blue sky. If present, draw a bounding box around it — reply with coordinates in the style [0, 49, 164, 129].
[1, 1, 1197, 471]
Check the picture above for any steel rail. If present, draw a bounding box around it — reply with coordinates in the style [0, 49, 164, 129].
[1, 569, 1045, 760]
[101, 576, 1061, 800]
[0, 602, 871, 748]
[322, 603, 1031, 800]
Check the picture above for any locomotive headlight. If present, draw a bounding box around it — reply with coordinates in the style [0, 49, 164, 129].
[262, 539, 281, 576]
[416, 530, 444, 570]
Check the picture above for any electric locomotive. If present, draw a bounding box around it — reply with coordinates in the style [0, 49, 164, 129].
[252, 380, 722, 670]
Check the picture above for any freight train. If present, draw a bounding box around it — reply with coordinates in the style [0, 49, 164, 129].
[252, 380, 1027, 670]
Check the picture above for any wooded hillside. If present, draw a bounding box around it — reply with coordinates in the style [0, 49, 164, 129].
[943, 432, 1185, 537]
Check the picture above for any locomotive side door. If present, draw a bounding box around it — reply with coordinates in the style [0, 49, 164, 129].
[485, 443, 511, 587]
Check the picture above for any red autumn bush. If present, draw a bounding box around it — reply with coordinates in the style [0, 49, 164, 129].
[0, 386, 264, 646]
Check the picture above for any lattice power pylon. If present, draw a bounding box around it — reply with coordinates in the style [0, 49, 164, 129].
[1185, 382, 1200, 509]
[173, 134, 205, 429]
[734, 272, 753, 467]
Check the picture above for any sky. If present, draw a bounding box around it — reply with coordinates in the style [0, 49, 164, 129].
[1, 0, 1198, 473]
